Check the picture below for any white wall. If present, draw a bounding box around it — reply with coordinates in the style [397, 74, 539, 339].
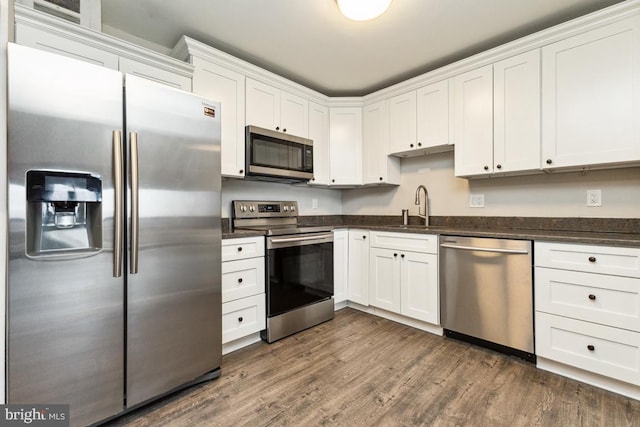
[342, 151, 640, 219]
[221, 179, 342, 218]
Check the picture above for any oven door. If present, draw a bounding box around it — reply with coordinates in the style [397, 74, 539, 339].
[266, 232, 334, 317]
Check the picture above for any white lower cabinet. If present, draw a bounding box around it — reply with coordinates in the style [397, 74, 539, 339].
[222, 294, 266, 344]
[221, 236, 266, 353]
[333, 229, 349, 306]
[536, 312, 640, 385]
[347, 231, 370, 306]
[368, 232, 439, 324]
[535, 241, 640, 390]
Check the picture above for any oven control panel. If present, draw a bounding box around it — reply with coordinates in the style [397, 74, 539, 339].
[233, 200, 298, 218]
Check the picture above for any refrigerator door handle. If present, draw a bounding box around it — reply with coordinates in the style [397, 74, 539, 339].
[113, 130, 124, 277]
[130, 131, 140, 274]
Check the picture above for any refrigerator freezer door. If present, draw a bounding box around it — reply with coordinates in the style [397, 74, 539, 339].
[7, 44, 125, 426]
[124, 75, 222, 407]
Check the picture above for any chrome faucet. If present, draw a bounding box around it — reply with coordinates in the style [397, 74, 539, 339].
[414, 185, 429, 227]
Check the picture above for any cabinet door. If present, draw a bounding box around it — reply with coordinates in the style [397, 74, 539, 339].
[388, 91, 417, 154]
[454, 65, 494, 177]
[369, 248, 400, 313]
[417, 79, 453, 150]
[400, 252, 438, 324]
[333, 229, 349, 305]
[16, 22, 119, 69]
[120, 57, 191, 91]
[329, 107, 363, 186]
[493, 50, 540, 173]
[191, 58, 246, 178]
[542, 16, 640, 170]
[363, 101, 400, 185]
[246, 78, 280, 131]
[308, 101, 330, 185]
[347, 231, 370, 306]
[280, 91, 309, 137]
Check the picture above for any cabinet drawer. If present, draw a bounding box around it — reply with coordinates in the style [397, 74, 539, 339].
[369, 231, 438, 254]
[535, 267, 640, 332]
[222, 236, 265, 262]
[222, 294, 266, 344]
[536, 312, 640, 385]
[535, 242, 640, 278]
[222, 258, 265, 303]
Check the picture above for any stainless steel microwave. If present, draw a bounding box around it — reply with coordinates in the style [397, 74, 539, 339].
[245, 125, 313, 182]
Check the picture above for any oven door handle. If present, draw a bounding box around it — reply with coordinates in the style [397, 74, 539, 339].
[270, 233, 334, 244]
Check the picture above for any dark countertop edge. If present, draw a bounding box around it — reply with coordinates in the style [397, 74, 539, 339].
[222, 230, 266, 240]
[223, 225, 640, 248]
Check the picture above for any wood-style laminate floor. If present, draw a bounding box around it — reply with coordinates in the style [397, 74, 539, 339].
[106, 308, 640, 426]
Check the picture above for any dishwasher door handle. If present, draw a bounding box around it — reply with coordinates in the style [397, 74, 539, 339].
[440, 243, 529, 255]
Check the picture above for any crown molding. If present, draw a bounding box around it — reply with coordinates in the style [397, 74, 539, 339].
[173, 35, 330, 104]
[14, 3, 193, 77]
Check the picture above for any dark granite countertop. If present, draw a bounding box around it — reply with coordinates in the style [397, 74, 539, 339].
[222, 216, 640, 248]
[359, 225, 640, 247]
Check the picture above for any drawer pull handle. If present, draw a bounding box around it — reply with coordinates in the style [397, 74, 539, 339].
[587, 344, 595, 351]
[238, 278, 243, 283]
[238, 317, 243, 322]
[588, 294, 596, 300]
[401, 254, 405, 258]
[394, 253, 398, 257]
[237, 247, 243, 252]
[588, 256, 596, 263]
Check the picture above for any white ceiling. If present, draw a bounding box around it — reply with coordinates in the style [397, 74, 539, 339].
[101, 0, 626, 96]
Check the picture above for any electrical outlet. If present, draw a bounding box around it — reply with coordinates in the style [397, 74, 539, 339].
[469, 194, 485, 208]
[586, 189, 602, 207]
[312, 198, 318, 209]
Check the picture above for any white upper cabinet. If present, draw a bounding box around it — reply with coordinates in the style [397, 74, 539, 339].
[191, 57, 246, 178]
[388, 91, 417, 154]
[416, 79, 454, 152]
[388, 79, 454, 157]
[308, 101, 331, 186]
[455, 50, 541, 177]
[246, 78, 309, 138]
[119, 57, 191, 91]
[363, 100, 400, 185]
[541, 16, 640, 171]
[493, 49, 541, 174]
[14, 5, 193, 91]
[329, 107, 363, 186]
[281, 91, 310, 137]
[454, 65, 494, 176]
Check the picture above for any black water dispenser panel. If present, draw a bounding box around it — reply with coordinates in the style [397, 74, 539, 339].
[27, 170, 102, 203]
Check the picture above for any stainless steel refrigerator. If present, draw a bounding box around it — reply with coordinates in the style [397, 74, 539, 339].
[7, 43, 222, 427]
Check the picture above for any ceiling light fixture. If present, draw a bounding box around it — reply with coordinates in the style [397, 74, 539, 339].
[336, 0, 393, 21]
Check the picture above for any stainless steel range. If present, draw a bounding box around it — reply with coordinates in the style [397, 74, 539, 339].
[232, 200, 335, 343]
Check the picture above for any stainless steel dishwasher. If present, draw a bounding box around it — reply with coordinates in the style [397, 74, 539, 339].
[439, 236, 535, 362]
